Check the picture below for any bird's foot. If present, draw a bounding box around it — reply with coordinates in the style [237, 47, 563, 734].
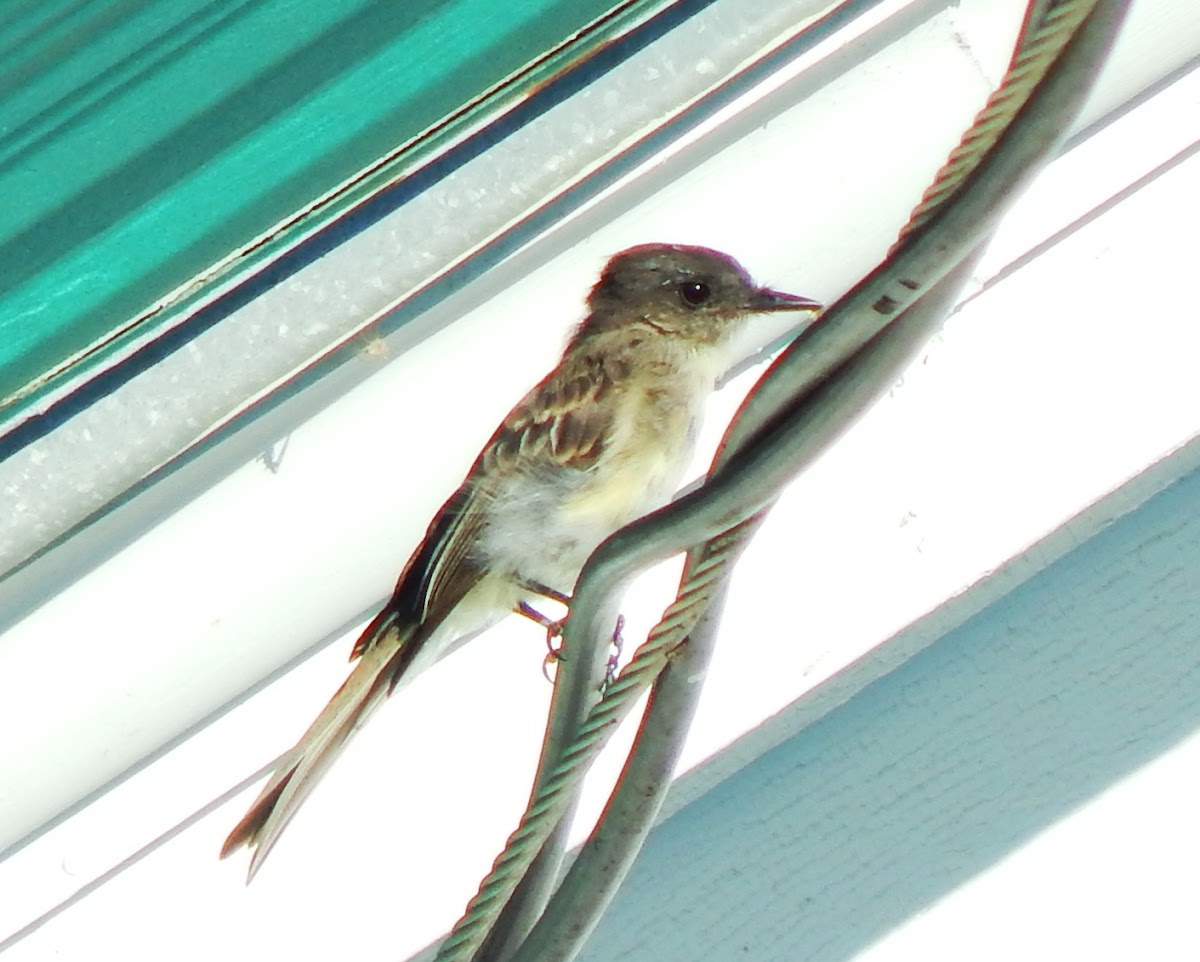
[534, 612, 624, 688]
[602, 614, 625, 692]
[541, 619, 566, 683]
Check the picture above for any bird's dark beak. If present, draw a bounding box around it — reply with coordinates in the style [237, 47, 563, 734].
[748, 288, 823, 313]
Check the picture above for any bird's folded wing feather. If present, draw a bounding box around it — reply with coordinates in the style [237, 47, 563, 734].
[401, 351, 621, 631]
[223, 348, 626, 878]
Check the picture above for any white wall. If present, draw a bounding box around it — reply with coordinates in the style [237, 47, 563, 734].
[2, 2, 1198, 959]
[577, 453, 1200, 962]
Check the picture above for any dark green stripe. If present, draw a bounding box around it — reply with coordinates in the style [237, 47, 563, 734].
[0, 0, 650, 422]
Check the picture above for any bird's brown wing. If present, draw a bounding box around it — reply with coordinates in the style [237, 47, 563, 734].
[351, 351, 621, 666]
[225, 352, 627, 878]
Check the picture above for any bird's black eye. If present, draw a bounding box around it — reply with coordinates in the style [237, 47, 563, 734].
[678, 281, 711, 307]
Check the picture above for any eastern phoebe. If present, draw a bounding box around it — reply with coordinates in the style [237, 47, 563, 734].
[221, 244, 821, 879]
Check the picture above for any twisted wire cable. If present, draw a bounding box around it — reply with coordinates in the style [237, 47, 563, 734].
[432, 514, 761, 960]
[891, 0, 1098, 252]
[433, 1, 1122, 958]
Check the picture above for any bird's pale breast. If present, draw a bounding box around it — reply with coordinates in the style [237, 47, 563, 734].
[482, 350, 715, 596]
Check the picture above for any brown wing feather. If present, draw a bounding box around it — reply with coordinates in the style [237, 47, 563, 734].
[353, 350, 622, 664]
[224, 347, 629, 877]
[480, 354, 617, 475]
[349, 485, 483, 661]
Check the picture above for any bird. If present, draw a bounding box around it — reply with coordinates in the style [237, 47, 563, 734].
[220, 243, 822, 880]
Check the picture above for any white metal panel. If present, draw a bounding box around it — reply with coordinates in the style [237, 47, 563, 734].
[1, 1, 1198, 959]
[574, 451, 1200, 962]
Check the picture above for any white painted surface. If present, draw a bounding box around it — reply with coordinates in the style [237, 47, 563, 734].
[577, 457, 1200, 962]
[1, 1, 1198, 960]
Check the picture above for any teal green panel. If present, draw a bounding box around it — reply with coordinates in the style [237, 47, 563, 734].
[0, 0, 639, 419]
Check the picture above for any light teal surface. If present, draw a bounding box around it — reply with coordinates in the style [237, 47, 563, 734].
[0, 0, 637, 421]
[580, 466, 1200, 962]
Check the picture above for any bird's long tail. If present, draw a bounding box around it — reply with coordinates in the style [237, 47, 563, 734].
[220, 618, 415, 881]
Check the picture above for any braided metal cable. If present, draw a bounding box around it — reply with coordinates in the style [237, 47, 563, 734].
[433, 1, 1125, 958]
[890, 0, 1097, 252]
[606, 516, 761, 699]
[432, 514, 760, 960]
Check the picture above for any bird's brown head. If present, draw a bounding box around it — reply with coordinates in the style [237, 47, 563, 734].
[572, 244, 821, 350]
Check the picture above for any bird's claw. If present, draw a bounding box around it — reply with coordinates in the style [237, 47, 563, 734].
[603, 614, 625, 692]
[540, 614, 624, 688]
[542, 621, 565, 682]
[545, 620, 565, 659]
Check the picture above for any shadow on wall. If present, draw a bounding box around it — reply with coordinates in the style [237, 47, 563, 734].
[581, 465, 1200, 961]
